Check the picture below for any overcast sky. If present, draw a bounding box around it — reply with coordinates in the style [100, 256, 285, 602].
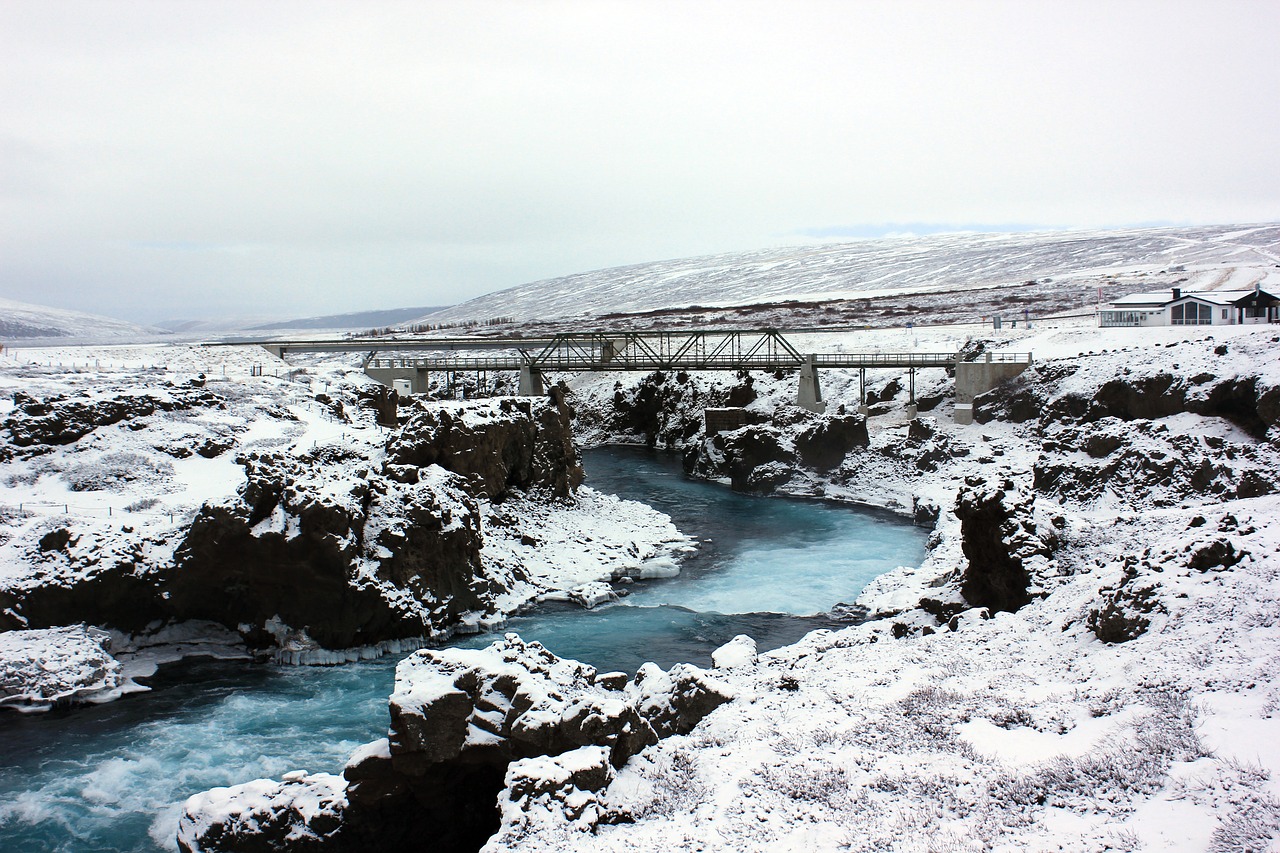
[2, 1, 1278, 325]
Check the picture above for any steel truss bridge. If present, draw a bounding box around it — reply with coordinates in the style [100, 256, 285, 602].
[219, 329, 1031, 414]
[366, 330, 960, 372]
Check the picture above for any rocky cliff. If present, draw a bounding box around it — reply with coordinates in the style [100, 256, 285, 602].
[0, 393, 585, 654]
[177, 634, 734, 853]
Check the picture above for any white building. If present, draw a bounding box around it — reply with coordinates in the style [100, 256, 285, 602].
[1098, 284, 1280, 327]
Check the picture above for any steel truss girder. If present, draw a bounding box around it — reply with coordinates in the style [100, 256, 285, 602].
[527, 329, 810, 372]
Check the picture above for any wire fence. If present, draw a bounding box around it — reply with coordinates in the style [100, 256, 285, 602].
[3, 357, 315, 383]
[0, 501, 194, 524]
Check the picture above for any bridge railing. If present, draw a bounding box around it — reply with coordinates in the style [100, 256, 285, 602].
[970, 352, 1033, 363]
[812, 352, 959, 368]
[366, 352, 1035, 369]
[369, 353, 977, 371]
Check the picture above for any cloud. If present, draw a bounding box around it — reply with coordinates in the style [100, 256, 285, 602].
[1, 0, 1278, 323]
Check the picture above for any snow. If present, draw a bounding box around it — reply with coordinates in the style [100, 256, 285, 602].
[422, 223, 1280, 325]
[472, 323, 1280, 852]
[8, 243, 1280, 850]
[481, 486, 693, 616]
[0, 625, 146, 711]
[710, 635, 757, 670]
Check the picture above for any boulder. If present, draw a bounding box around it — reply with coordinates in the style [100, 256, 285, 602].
[630, 660, 734, 738]
[1088, 572, 1161, 644]
[0, 626, 134, 712]
[953, 477, 1051, 614]
[794, 412, 870, 472]
[707, 425, 796, 492]
[177, 773, 348, 853]
[179, 635, 734, 853]
[385, 398, 583, 499]
[168, 453, 485, 650]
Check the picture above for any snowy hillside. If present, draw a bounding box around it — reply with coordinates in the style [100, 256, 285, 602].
[0, 296, 165, 343]
[420, 224, 1280, 326]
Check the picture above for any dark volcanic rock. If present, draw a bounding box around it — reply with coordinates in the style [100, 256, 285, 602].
[974, 345, 1280, 439]
[385, 398, 582, 499]
[1032, 419, 1276, 506]
[0, 525, 168, 633]
[2, 398, 587, 653]
[709, 425, 796, 492]
[954, 477, 1050, 614]
[168, 451, 485, 650]
[794, 411, 870, 472]
[1187, 538, 1248, 571]
[3, 387, 224, 450]
[1087, 556, 1164, 644]
[178, 636, 733, 853]
[602, 371, 733, 448]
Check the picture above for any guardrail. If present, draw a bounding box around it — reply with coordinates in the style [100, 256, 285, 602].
[972, 352, 1034, 363]
[368, 352, 981, 371]
[366, 351, 1034, 375]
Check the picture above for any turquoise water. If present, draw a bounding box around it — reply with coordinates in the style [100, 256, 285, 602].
[0, 446, 927, 852]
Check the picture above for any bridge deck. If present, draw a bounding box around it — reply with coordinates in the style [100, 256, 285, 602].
[223, 328, 1030, 376]
[367, 352, 973, 371]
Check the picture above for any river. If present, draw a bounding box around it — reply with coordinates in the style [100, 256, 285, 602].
[0, 446, 927, 852]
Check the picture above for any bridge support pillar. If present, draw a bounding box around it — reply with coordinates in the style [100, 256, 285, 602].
[796, 356, 826, 414]
[905, 367, 917, 419]
[954, 355, 1032, 423]
[363, 366, 431, 395]
[519, 364, 545, 397]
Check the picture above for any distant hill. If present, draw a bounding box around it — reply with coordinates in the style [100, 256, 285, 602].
[0, 297, 166, 342]
[419, 224, 1280, 325]
[246, 306, 450, 332]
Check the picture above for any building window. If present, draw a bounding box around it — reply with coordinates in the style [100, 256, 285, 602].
[1100, 311, 1141, 327]
[1172, 302, 1212, 325]
[1222, 309, 1229, 319]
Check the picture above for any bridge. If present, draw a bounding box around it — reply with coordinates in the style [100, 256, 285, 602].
[216, 329, 1030, 419]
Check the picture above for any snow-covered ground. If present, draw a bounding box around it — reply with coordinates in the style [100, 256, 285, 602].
[470, 320, 1280, 852]
[0, 343, 688, 707]
[420, 223, 1280, 326]
[6, 308, 1280, 850]
[0, 296, 167, 343]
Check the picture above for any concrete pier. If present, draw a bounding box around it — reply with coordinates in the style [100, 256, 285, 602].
[796, 355, 826, 413]
[953, 354, 1032, 424]
[519, 364, 545, 396]
[364, 365, 430, 394]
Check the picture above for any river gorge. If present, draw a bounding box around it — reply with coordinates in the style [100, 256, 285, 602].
[0, 445, 927, 853]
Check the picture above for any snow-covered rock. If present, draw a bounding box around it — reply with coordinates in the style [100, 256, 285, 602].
[177, 771, 348, 853]
[0, 625, 144, 711]
[0, 348, 690, 697]
[179, 634, 734, 851]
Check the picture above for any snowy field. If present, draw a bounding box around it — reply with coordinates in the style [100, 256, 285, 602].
[0, 343, 687, 708]
[477, 318, 1280, 853]
[421, 223, 1280, 327]
[4, 313, 1280, 850]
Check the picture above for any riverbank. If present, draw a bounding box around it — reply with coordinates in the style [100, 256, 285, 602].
[0, 445, 924, 853]
[8, 320, 1280, 851]
[473, 322, 1280, 852]
[0, 346, 690, 710]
